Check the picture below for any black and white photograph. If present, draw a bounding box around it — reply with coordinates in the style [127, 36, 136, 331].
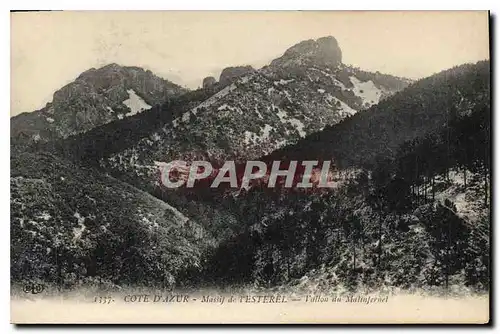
[8, 10, 491, 324]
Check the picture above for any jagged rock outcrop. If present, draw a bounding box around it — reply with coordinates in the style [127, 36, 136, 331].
[270, 36, 343, 69]
[219, 66, 255, 86]
[202, 76, 217, 89]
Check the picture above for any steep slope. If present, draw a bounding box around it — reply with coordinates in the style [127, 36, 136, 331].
[264, 60, 490, 169]
[11, 151, 209, 289]
[87, 36, 410, 193]
[11, 63, 188, 144]
[194, 60, 490, 291]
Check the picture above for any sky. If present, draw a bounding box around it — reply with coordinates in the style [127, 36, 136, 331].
[11, 11, 489, 116]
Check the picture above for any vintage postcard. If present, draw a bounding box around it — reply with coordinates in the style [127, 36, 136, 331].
[10, 10, 490, 324]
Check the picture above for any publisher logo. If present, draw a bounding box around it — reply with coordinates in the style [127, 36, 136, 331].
[23, 283, 45, 294]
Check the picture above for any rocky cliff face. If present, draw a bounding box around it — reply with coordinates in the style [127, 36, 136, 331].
[202, 76, 217, 89]
[270, 36, 343, 69]
[11, 64, 188, 143]
[219, 66, 256, 86]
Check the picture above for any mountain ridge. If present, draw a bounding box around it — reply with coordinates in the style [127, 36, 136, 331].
[71, 36, 412, 193]
[11, 63, 188, 144]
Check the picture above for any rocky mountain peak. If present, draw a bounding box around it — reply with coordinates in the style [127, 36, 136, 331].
[270, 36, 343, 69]
[73, 63, 164, 91]
[75, 63, 125, 82]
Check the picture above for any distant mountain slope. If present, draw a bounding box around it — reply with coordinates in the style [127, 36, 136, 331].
[136, 36, 410, 162]
[11, 64, 188, 144]
[44, 84, 225, 162]
[11, 151, 208, 289]
[66, 36, 411, 193]
[263, 60, 490, 169]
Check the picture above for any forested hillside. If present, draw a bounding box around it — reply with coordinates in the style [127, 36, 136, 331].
[10, 37, 490, 295]
[11, 151, 210, 289]
[188, 61, 491, 292]
[264, 61, 490, 169]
